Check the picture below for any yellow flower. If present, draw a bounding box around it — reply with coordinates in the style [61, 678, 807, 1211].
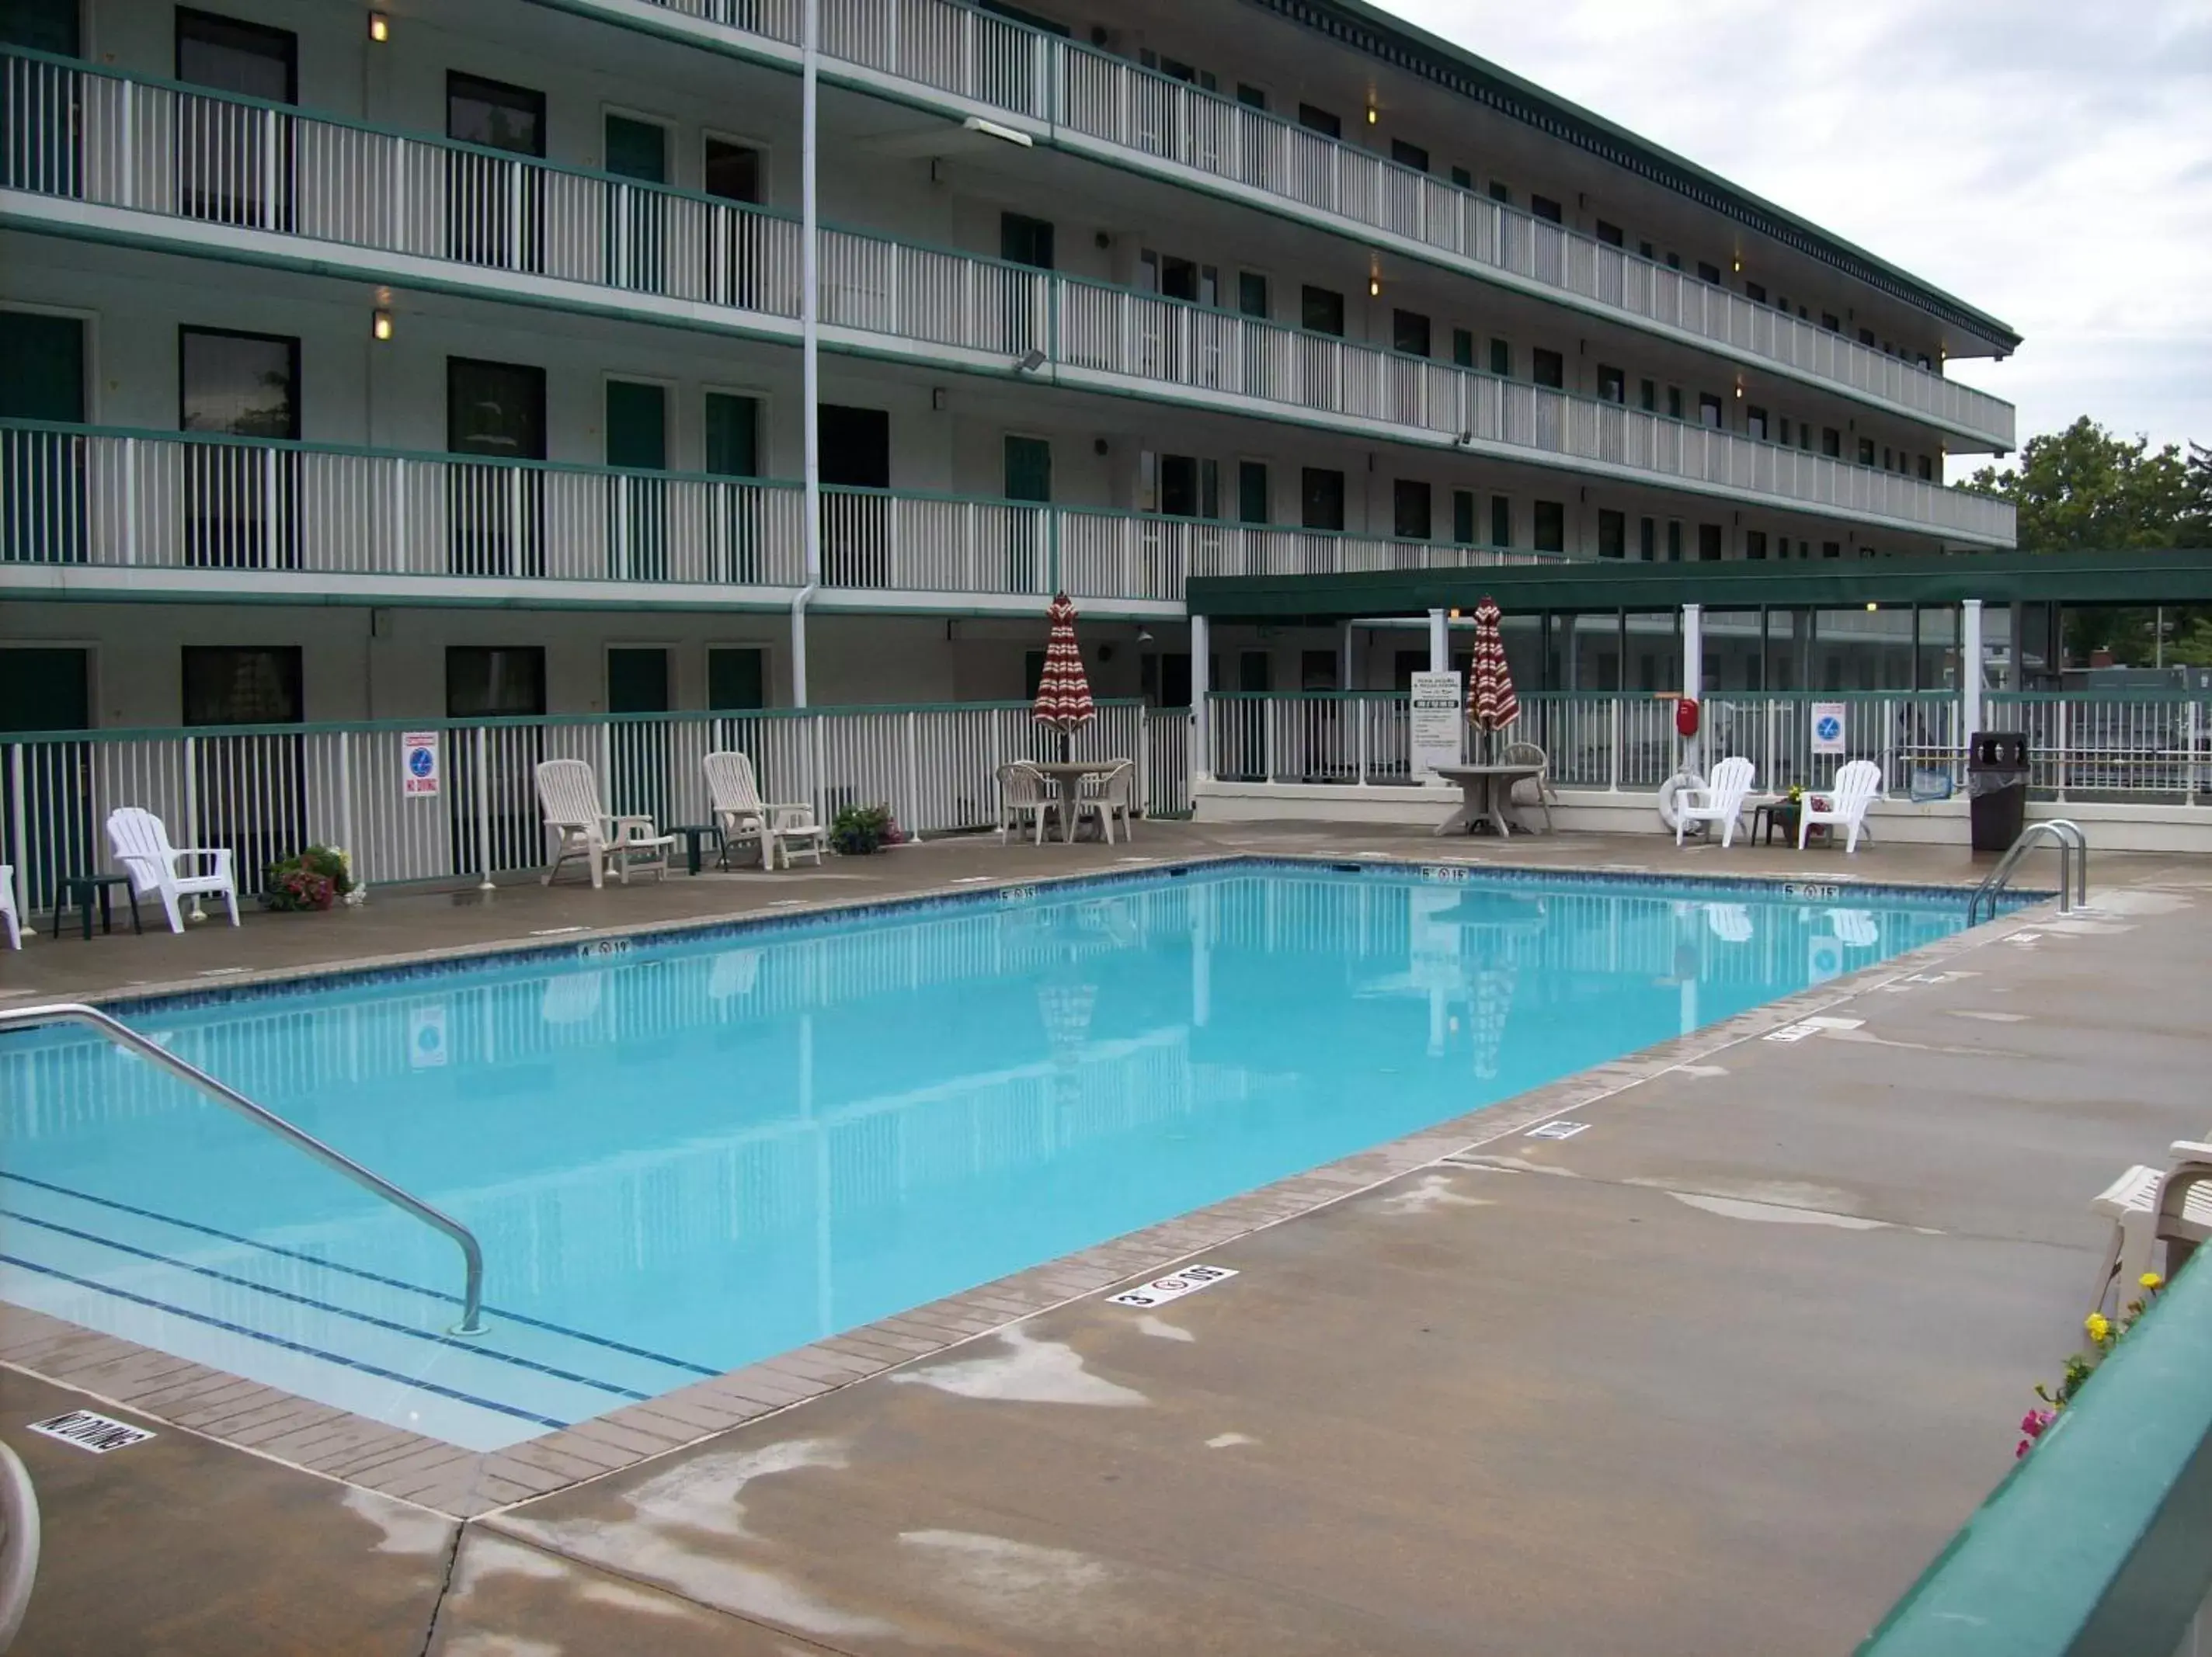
[2140, 1273, 2164, 1291]
[2085, 1312, 2112, 1343]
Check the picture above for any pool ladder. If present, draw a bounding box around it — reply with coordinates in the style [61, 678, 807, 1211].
[1967, 821, 2088, 926]
[0, 1002, 486, 1337]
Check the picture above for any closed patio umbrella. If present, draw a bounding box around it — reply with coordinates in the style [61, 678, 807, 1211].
[1466, 595, 1519, 761]
[1032, 591, 1096, 760]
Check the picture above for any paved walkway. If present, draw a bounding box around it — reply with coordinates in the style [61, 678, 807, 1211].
[2, 823, 2200, 1654]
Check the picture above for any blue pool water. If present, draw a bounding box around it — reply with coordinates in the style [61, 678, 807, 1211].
[0, 864, 1975, 1448]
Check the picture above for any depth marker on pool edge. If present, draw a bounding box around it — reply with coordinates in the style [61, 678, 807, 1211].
[1106, 1264, 1237, 1308]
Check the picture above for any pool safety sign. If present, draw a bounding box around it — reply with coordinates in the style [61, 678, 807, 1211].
[1810, 702, 1847, 756]
[409, 1002, 448, 1068]
[1106, 1263, 1237, 1309]
[29, 1409, 155, 1454]
[1409, 671, 1465, 778]
[402, 731, 442, 797]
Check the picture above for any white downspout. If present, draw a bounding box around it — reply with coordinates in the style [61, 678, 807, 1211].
[794, 0, 822, 708]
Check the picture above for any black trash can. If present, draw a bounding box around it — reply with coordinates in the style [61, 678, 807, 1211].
[1967, 731, 2029, 852]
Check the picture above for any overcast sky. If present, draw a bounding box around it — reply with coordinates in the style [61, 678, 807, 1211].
[1380, 0, 2212, 471]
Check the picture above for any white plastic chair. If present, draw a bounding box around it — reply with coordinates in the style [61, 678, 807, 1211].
[1800, 759, 1882, 853]
[1706, 903, 1753, 943]
[1674, 757, 1757, 848]
[1502, 741, 1556, 833]
[1828, 908, 1880, 948]
[534, 759, 675, 888]
[106, 808, 239, 933]
[703, 751, 826, 870]
[1078, 759, 1136, 845]
[0, 866, 19, 950]
[2092, 1141, 2212, 1315]
[996, 762, 1052, 846]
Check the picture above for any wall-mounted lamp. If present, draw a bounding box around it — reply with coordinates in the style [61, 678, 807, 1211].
[962, 116, 1034, 148]
[1365, 103, 1379, 125]
[371, 309, 395, 342]
[1866, 602, 1879, 613]
[1368, 276, 1381, 297]
[1136, 625, 1155, 644]
[930, 387, 948, 412]
[1734, 384, 1744, 398]
[367, 12, 389, 42]
[1731, 254, 1742, 273]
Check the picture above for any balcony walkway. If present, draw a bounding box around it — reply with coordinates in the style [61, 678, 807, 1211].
[4, 821, 2208, 1652]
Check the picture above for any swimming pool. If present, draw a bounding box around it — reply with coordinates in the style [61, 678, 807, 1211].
[0, 863, 1978, 1449]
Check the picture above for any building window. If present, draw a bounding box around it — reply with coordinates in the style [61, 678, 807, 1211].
[1452, 489, 1475, 544]
[1296, 102, 1341, 139]
[1859, 327, 1877, 346]
[1532, 349, 1565, 389]
[1697, 523, 1722, 561]
[1822, 540, 1842, 559]
[1450, 165, 1473, 189]
[1918, 453, 1935, 481]
[706, 646, 766, 711]
[1639, 239, 1656, 260]
[1598, 509, 1625, 558]
[1696, 260, 1722, 284]
[1488, 181, 1511, 204]
[1667, 386, 1684, 420]
[1778, 416, 1792, 446]
[1597, 365, 1626, 403]
[1745, 530, 1769, 561]
[183, 645, 302, 726]
[1859, 437, 1877, 466]
[1488, 338, 1511, 377]
[1452, 327, 1474, 367]
[1393, 479, 1432, 540]
[447, 646, 547, 718]
[1530, 195, 1563, 224]
[1389, 138, 1429, 172]
[1698, 392, 1723, 428]
[1300, 285, 1345, 337]
[1595, 220, 1623, 247]
[1000, 211, 1055, 269]
[703, 136, 763, 204]
[1822, 427, 1842, 458]
[1665, 251, 1682, 270]
[1237, 270, 1269, 318]
[1393, 309, 1431, 357]
[1744, 281, 1767, 304]
[1638, 516, 1656, 561]
[1237, 460, 1269, 524]
[1666, 520, 1683, 561]
[1533, 500, 1565, 552]
[1490, 495, 1511, 547]
[1300, 467, 1345, 531]
[1236, 83, 1268, 109]
[1639, 378, 1657, 412]
[447, 71, 546, 157]
[1746, 405, 1769, 441]
[1821, 311, 1841, 332]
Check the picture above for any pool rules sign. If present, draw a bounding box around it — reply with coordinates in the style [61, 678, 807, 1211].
[402, 731, 441, 797]
[1409, 672, 1465, 780]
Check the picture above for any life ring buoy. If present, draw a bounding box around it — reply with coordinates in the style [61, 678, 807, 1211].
[1657, 770, 1707, 832]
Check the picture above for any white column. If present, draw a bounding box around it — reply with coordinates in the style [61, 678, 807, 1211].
[1190, 613, 1212, 780]
[793, 0, 822, 708]
[1681, 603, 1704, 775]
[1428, 607, 1449, 673]
[1960, 599, 1984, 740]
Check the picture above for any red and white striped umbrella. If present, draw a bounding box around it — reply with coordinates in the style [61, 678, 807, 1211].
[1032, 591, 1097, 735]
[1467, 596, 1519, 734]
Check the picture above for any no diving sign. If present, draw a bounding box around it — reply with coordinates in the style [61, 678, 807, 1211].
[29, 1409, 156, 1454]
[402, 731, 441, 797]
[1106, 1263, 1237, 1309]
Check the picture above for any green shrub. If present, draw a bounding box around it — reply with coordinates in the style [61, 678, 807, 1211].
[263, 845, 356, 912]
[829, 804, 903, 856]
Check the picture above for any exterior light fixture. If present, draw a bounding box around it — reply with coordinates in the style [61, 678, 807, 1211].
[371, 309, 394, 341]
[1866, 602, 1879, 613]
[1136, 625, 1155, 643]
[1734, 384, 1744, 398]
[1731, 254, 1741, 273]
[962, 116, 1034, 148]
[1369, 276, 1381, 297]
[367, 12, 389, 41]
[1365, 104, 1379, 125]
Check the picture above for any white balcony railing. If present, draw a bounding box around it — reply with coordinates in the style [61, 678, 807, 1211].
[603, 0, 2015, 450]
[0, 421, 1552, 601]
[0, 49, 2013, 546]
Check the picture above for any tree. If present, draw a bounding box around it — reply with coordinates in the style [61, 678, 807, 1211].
[1963, 420, 2210, 669]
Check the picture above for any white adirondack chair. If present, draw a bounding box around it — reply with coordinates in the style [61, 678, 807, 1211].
[1706, 903, 1754, 943]
[1674, 756, 1758, 848]
[1077, 759, 1137, 845]
[106, 808, 240, 933]
[1800, 759, 1882, 853]
[534, 759, 675, 888]
[0, 866, 19, 949]
[996, 762, 1052, 846]
[702, 751, 826, 870]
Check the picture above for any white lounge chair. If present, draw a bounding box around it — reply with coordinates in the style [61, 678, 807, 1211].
[1502, 740, 1556, 833]
[2091, 1141, 2212, 1315]
[996, 762, 1052, 846]
[1078, 759, 1137, 845]
[1800, 759, 1882, 853]
[0, 866, 19, 950]
[1706, 903, 1753, 943]
[534, 759, 676, 888]
[1674, 756, 1757, 848]
[106, 807, 240, 933]
[1828, 908, 1880, 948]
[702, 751, 826, 870]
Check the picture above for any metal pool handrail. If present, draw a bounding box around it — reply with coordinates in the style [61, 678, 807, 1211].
[0, 1003, 486, 1337]
[1967, 820, 2087, 925]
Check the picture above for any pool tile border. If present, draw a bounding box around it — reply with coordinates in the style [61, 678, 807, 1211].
[0, 854, 2057, 1518]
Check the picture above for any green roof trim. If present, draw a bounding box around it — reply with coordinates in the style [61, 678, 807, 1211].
[1261, 0, 2022, 352]
[1188, 550, 2212, 619]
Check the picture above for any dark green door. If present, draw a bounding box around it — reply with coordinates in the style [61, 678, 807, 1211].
[704, 391, 760, 582]
[606, 380, 667, 582]
[0, 644, 91, 913]
[1, 311, 86, 562]
[708, 647, 764, 710]
[607, 646, 671, 824]
[1003, 435, 1049, 592]
[1236, 460, 1268, 525]
[603, 113, 666, 291]
[447, 356, 546, 575]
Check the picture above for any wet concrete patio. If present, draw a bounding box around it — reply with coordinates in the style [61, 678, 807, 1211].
[2, 821, 2203, 1654]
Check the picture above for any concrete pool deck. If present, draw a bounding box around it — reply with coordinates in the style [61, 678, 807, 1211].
[2, 822, 2206, 1653]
